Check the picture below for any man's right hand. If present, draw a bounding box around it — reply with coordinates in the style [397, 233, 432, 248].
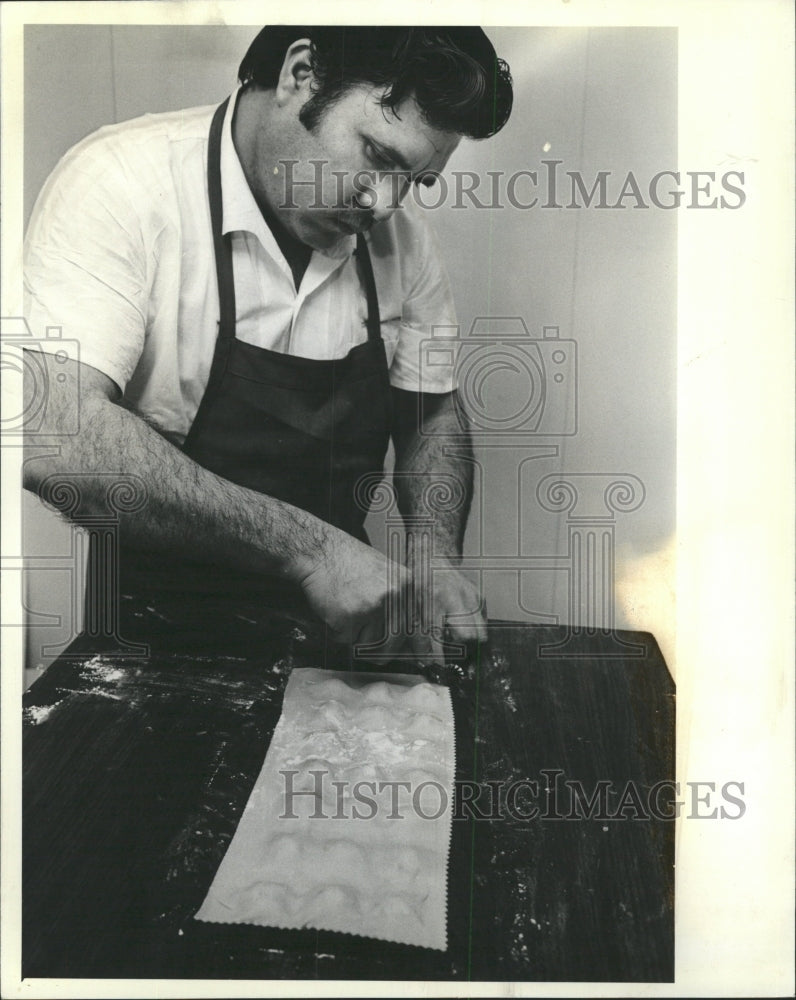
[296, 528, 412, 653]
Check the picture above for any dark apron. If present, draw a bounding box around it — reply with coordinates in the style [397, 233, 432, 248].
[83, 98, 392, 653]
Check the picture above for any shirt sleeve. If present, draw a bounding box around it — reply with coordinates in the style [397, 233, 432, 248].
[387, 198, 459, 394]
[24, 134, 149, 393]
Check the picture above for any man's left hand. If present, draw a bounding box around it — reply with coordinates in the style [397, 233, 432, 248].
[410, 558, 487, 665]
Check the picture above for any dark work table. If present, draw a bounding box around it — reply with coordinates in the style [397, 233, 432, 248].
[23, 616, 674, 983]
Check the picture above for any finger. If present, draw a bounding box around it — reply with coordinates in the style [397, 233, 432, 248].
[354, 614, 413, 662]
[428, 631, 448, 665]
[444, 605, 488, 644]
[409, 629, 433, 662]
[445, 619, 479, 643]
[327, 619, 356, 647]
[409, 628, 448, 667]
[383, 580, 416, 640]
[357, 582, 406, 648]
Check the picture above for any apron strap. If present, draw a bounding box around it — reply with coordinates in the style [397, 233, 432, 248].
[203, 98, 237, 394]
[208, 97, 235, 336]
[355, 233, 381, 344]
[183, 98, 234, 448]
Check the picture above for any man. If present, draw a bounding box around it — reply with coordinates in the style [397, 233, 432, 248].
[23, 26, 513, 660]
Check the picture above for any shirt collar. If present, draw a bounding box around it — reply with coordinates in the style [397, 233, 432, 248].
[219, 88, 355, 262]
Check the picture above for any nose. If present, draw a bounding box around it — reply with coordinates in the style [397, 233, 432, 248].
[355, 173, 410, 223]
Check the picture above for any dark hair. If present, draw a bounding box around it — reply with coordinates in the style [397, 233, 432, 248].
[238, 26, 513, 139]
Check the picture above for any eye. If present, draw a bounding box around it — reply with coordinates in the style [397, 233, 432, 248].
[414, 173, 438, 189]
[364, 140, 393, 171]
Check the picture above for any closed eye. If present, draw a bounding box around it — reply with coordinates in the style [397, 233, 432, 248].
[364, 140, 396, 172]
[363, 137, 437, 190]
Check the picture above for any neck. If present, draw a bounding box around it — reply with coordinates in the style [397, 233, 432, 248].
[232, 88, 312, 289]
[232, 88, 284, 217]
[265, 203, 313, 290]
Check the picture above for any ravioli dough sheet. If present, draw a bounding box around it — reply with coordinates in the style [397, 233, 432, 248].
[195, 668, 455, 950]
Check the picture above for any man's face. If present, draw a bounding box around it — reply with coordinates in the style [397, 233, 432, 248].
[252, 82, 462, 250]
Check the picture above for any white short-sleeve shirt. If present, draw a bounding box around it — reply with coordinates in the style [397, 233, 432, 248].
[23, 90, 459, 444]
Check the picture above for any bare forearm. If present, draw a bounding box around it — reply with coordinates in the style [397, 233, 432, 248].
[391, 389, 474, 557]
[24, 391, 326, 583]
[390, 388, 485, 645]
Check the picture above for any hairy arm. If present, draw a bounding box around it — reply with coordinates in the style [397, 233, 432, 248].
[24, 353, 410, 646]
[391, 386, 487, 647]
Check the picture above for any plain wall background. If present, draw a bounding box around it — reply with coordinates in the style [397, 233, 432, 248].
[22, 25, 676, 681]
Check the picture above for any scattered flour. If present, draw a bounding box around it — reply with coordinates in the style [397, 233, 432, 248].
[494, 673, 518, 713]
[24, 702, 61, 725]
[80, 656, 125, 683]
[77, 687, 123, 701]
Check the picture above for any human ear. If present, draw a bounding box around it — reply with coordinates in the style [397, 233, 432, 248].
[274, 39, 314, 106]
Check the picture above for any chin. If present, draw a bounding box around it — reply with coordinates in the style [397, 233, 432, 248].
[304, 234, 336, 250]
[300, 225, 344, 252]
